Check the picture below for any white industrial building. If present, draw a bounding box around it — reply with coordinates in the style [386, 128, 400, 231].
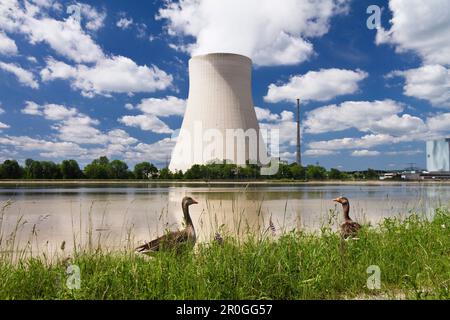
[169, 53, 266, 172]
[426, 138, 450, 172]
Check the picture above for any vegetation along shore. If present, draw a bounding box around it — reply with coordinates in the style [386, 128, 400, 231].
[0, 207, 448, 299]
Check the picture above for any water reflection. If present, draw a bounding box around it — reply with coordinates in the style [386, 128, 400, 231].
[0, 183, 449, 256]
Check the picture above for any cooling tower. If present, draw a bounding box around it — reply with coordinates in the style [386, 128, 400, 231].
[169, 53, 265, 172]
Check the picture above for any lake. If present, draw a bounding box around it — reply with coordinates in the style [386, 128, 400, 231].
[1, 182, 449, 256]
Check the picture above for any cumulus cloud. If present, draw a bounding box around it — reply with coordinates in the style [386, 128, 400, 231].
[5, 99, 178, 163]
[255, 107, 281, 122]
[119, 96, 186, 134]
[40, 56, 173, 97]
[1, 1, 172, 97]
[306, 113, 449, 154]
[0, 135, 87, 158]
[0, 0, 105, 63]
[387, 65, 450, 108]
[351, 150, 380, 157]
[264, 68, 367, 103]
[158, 0, 349, 66]
[0, 61, 39, 88]
[119, 114, 173, 134]
[303, 149, 338, 156]
[21, 101, 42, 115]
[376, 0, 450, 66]
[309, 134, 397, 151]
[426, 113, 450, 132]
[116, 17, 133, 29]
[0, 32, 18, 55]
[124, 138, 176, 164]
[0, 121, 9, 129]
[304, 100, 426, 136]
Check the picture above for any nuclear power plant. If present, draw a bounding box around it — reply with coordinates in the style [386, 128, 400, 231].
[169, 53, 266, 172]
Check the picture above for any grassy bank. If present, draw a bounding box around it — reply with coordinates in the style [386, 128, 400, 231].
[0, 208, 449, 300]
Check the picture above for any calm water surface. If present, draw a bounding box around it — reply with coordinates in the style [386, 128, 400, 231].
[1, 183, 449, 254]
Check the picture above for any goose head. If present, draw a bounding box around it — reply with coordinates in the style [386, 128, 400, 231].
[333, 197, 349, 205]
[182, 196, 198, 208]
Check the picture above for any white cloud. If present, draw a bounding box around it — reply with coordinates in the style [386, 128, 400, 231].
[116, 17, 133, 29]
[426, 113, 450, 132]
[376, 0, 450, 66]
[42, 104, 78, 120]
[0, 106, 4, 114]
[255, 106, 280, 121]
[124, 138, 176, 164]
[21, 101, 77, 120]
[0, 121, 9, 129]
[259, 110, 299, 147]
[309, 134, 398, 151]
[0, 0, 106, 61]
[133, 96, 186, 117]
[304, 100, 426, 136]
[73, 3, 107, 31]
[1, 1, 172, 98]
[119, 114, 173, 134]
[351, 150, 380, 157]
[40, 56, 173, 97]
[0, 31, 18, 55]
[119, 96, 186, 134]
[385, 149, 423, 156]
[0, 135, 87, 158]
[388, 65, 450, 108]
[304, 149, 338, 156]
[20, 101, 139, 146]
[264, 68, 367, 103]
[158, 0, 349, 66]
[27, 56, 38, 63]
[0, 61, 39, 88]
[21, 101, 42, 115]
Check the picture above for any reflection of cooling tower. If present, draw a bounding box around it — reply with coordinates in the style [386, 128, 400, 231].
[169, 53, 265, 172]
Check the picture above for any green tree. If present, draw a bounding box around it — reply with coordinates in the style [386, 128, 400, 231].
[328, 168, 343, 180]
[26, 160, 44, 179]
[84, 156, 110, 179]
[158, 167, 173, 179]
[40, 161, 62, 179]
[289, 164, 306, 180]
[0, 160, 23, 179]
[108, 160, 130, 179]
[134, 162, 158, 179]
[366, 168, 379, 180]
[306, 165, 327, 180]
[60, 160, 83, 179]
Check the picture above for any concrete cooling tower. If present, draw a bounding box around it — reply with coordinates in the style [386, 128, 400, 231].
[169, 53, 266, 172]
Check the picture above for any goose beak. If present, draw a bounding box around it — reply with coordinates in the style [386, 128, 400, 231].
[192, 199, 198, 204]
[333, 198, 341, 203]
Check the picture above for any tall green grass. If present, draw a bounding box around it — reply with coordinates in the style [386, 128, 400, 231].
[0, 207, 448, 300]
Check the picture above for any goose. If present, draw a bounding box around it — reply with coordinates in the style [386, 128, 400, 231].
[333, 196, 361, 239]
[136, 196, 198, 254]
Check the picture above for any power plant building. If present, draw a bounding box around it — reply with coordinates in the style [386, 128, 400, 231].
[426, 138, 450, 172]
[169, 53, 266, 172]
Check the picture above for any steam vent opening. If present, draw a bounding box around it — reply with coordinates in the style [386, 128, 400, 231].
[169, 53, 267, 172]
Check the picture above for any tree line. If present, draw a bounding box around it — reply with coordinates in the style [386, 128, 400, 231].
[0, 157, 383, 180]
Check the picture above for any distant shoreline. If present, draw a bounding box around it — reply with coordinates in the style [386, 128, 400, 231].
[0, 179, 449, 186]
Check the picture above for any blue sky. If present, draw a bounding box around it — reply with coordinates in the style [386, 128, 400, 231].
[0, 0, 449, 170]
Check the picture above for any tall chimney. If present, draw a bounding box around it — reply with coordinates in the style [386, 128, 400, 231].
[296, 98, 301, 166]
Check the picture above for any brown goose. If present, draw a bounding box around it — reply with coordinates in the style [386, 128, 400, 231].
[136, 196, 198, 254]
[333, 196, 361, 239]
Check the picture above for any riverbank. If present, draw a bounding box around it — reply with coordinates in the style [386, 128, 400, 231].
[1, 179, 450, 186]
[0, 208, 448, 300]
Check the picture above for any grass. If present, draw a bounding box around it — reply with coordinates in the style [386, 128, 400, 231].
[0, 207, 449, 300]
